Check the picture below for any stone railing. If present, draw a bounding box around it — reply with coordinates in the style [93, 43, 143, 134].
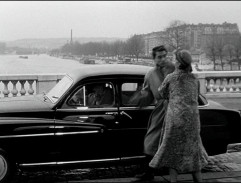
[1, 71, 241, 99]
[0, 74, 64, 98]
[196, 71, 241, 98]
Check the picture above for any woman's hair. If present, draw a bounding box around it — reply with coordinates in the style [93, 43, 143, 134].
[179, 64, 193, 72]
[175, 49, 193, 72]
[152, 45, 167, 59]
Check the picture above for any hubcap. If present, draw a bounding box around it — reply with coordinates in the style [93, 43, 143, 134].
[0, 155, 7, 181]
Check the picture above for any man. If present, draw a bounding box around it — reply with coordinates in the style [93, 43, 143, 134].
[135, 45, 175, 181]
[87, 83, 113, 106]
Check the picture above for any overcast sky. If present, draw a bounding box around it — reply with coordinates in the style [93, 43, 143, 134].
[0, 1, 241, 41]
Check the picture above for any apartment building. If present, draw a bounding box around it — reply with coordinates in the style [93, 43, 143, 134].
[142, 22, 240, 56]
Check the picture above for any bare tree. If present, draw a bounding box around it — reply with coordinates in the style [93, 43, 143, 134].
[205, 35, 218, 70]
[233, 36, 241, 69]
[126, 34, 145, 62]
[0, 42, 6, 54]
[224, 44, 235, 70]
[215, 35, 226, 70]
[111, 40, 125, 57]
[164, 20, 189, 51]
[205, 32, 228, 70]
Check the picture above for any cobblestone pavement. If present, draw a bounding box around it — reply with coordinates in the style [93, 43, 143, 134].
[9, 152, 241, 183]
[10, 164, 144, 183]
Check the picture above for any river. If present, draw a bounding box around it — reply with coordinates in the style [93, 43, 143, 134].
[0, 54, 83, 74]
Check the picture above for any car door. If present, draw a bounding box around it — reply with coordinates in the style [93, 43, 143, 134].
[199, 109, 233, 155]
[6, 118, 56, 164]
[54, 79, 121, 163]
[198, 95, 241, 155]
[115, 76, 154, 158]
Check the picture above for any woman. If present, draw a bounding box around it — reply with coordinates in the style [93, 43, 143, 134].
[149, 49, 209, 182]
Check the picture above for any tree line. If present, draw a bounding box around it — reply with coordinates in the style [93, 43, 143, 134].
[0, 42, 6, 54]
[205, 33, 241, 70]
[51, 34, 146, 61]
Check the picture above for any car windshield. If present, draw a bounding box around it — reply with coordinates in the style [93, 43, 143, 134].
[46, 75, 73, 103]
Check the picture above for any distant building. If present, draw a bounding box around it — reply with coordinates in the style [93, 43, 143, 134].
[142, 22, 240, 56]
[142, 31, 167, 56]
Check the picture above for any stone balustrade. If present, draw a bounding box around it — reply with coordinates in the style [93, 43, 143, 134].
[0, 71, 241, 99]
[195, 71, 241, 98]
[0, 74, 64, 98]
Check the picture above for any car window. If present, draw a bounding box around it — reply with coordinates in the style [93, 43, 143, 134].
[198, 94, 208, 106]
[68, 82, 115, 108]
[46, 75, 73, 103]
[121, 82, 143, 106]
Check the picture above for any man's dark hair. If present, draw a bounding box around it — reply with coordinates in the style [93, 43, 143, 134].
[152, 45, 167, 59]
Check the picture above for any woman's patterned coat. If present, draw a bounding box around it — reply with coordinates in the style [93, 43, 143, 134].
[149, 69, 209, 173]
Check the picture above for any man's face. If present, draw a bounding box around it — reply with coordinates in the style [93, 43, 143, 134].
[154, 51, 167, 66]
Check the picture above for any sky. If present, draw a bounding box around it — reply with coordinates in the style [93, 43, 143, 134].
[0, 1, 241, 41]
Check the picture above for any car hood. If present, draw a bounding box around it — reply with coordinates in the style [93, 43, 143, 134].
[206, 99, 226, 109]
[0, 95, 53, 113]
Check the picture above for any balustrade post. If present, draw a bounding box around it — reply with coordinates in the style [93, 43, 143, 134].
[219, 78, 224, 92]
[27, 80, 34, 95]
[206, 78, 211, 93]
[212, 78, 218, 92]
[2, 81, 10, 97]
[226, 78, 231, 92]
[238, 78, 241, 92]
[20, 80, 26, 96]
[11, 80, 18, 97]
[233, 78, 238, 92]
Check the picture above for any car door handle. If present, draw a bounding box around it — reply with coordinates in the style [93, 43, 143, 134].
[120, 111, 132, 120]
[105, 112, 118, 115]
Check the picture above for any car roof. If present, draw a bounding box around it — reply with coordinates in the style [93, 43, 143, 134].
[67, 64, 152, 82]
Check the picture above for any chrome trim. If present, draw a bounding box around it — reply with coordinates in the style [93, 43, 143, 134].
[121, 104, 210, 110]
[105, 112, 118, 115]
[19, 158, 120, 167]
[58, 107, 118, 111]
[56, 158, 120, 165]
[0, 154, 8, 181]
[0, 133, 55, 139]
[119, 106, 154, 110]
[20, 162, 56, 167]
[55, 130, 99, 136]
[120, 156, 145, 160]
[120, 111, 132, 119]
[198, 102, 209, 108]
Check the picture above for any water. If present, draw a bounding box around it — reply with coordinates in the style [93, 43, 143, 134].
[0, 54, 83, 74]
[0, 54, 84, 97]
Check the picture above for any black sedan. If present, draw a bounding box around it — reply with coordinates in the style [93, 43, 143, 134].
[0, 64, 240, 182]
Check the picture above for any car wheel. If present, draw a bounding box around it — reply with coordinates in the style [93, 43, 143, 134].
[0, 149, 14, 183]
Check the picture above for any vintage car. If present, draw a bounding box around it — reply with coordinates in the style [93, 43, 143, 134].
[0, 64, 241, 182]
